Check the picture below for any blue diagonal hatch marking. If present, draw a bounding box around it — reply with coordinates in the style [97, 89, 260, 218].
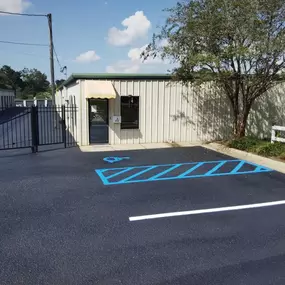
[95, 169, 109, 185]
[235, 161, 272, 173]
[120, 166, 158, 183]
[205, 161, 227, 176]
[230, 160, 246, 174]
[106, 167, 134, 179]
[95, 159, 274, 185]
[254, 165, 272, 172]
[148, 164, 182, 180]
[178, 162, 204, 178]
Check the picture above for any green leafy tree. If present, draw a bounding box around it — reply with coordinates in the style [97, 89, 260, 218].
[143, 0, 285, 137]
[0, 65, 24, 94]
[21, 68, 50, 98]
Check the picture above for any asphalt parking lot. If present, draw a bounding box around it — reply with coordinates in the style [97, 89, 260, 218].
[1, 146, 285, 285]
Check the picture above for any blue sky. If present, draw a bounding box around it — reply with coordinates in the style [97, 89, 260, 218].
[0, 0, 177, 80]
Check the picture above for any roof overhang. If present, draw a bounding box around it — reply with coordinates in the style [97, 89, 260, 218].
[58, 73, 172, 90]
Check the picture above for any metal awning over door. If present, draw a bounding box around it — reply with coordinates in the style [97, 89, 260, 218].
[85, 80, 116, 99]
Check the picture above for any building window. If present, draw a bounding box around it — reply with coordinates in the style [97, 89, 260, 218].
[121, 96, 139, 129]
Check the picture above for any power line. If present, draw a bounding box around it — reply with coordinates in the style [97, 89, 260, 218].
[0, 10, 57, 100]
[0, 10, 47, 17]
[0, 50, 47, 59]
[53, 47, 62, 69]
[53, 46, 67, 77]
[0, 40, 48, 47]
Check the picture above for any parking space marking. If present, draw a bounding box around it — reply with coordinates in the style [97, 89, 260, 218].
[106, 167, 133, 180]
[120, 165, 158, 183]
[129, 200, 285, 221]
[95, 159, 273, 185]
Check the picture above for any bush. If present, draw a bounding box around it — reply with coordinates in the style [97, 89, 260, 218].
[256, 142, 285, 157]
[227, 137, 285, 159]
[227, 137, 261, 151]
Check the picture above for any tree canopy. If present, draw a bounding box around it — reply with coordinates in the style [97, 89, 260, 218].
[0, 65, 64, 99]
[144, 0, 285, 137]
[0, 65, 23, 92]
[21, 68, 50, 98]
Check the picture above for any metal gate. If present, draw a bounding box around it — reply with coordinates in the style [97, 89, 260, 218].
[0, 105, 78, 152]
[0, 108, 32, 150]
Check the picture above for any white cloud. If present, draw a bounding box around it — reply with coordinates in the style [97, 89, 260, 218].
[106, 60, 140, 73]
[107, 11, 151, 46]
[106, 44, 169, 73]
[159, 39, 169, 48]
[128, 45, 147, 61]
[75, 51, 100, 63]
[0, 0, 31, 13]
[128, 39, 169, 62]
[128, 45, 162, 64]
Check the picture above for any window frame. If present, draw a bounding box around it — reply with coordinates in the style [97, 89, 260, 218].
[120, 95, 140, 130]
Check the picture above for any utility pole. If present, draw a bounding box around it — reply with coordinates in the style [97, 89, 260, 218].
[47, 13, 55, 105]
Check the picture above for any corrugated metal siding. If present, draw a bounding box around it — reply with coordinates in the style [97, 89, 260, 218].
[77, 79, 284, 145]
[0, 89, 14, 110]
[107, 80, 234, 144]
[58, 82, 81, 145]
[247, 82, 285, 138]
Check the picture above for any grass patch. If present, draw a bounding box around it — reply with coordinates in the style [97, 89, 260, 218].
[226, 137, 285, 160]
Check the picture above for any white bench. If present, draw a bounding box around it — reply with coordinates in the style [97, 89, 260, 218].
[271, 126, 285, 143]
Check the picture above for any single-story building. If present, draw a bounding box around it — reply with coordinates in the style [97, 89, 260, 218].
[0, 89, 15, 111]
[57, 73, 285, 146]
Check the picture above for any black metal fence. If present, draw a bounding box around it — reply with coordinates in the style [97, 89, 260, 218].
[0, 105, 78, 152]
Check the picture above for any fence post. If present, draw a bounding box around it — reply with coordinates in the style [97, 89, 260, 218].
[271, 126, 276, 144]
[31, 106, 39, 153]
[61, 105, 67, 148]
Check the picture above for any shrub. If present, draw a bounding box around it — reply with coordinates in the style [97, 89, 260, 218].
[227, 137, 261, 151]
[257, 142, 285, 157]
[227, 137, 285, 158]
[279, 153, 285, 160]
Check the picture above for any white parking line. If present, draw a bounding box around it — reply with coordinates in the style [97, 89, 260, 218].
[129, 200, 285, 222]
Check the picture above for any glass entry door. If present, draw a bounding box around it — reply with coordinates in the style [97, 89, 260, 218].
[89, 99, 109, 144]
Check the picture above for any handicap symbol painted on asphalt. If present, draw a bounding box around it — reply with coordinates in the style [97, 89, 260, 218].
[103, 157, 130, 164]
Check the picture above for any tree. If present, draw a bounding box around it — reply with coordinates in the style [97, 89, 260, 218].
[143, 0, 285, 137]
[21, 68, 50, 98]
[0, 65, 24, 94]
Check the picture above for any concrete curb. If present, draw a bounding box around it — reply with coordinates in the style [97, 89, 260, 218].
[79, 143, 173, 152]
[203, 142, 285, 174]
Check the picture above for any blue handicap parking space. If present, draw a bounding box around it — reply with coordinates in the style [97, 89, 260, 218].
[95, 159, 273, 186]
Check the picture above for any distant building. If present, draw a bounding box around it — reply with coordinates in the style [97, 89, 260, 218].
[0, 89, 15, 111]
